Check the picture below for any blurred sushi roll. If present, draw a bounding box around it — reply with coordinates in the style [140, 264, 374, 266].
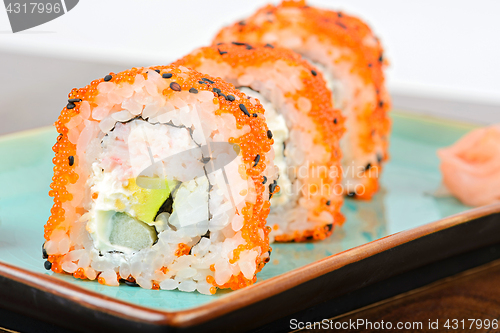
[43, 65, 278, 293]
[174, 43, 345, 242]
[214, 0, 391, 200]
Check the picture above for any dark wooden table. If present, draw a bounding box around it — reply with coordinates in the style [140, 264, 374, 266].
[2, 260, 500, 332]
[306, 259, 500, 333]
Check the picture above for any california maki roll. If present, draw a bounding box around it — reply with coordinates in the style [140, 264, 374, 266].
[43, 65, 278, 293]
[214, 0, 391, 200]
[174, 43, 344, 242]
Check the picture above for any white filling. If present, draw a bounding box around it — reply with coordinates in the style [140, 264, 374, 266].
[87, 119, 213, 254]
[169, 176, 209, 229]
[238, 87, 292, 207]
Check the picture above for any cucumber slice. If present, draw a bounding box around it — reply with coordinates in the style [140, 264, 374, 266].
[108, 212, 158, 251]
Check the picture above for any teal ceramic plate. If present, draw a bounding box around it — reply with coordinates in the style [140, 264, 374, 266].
[1, 111, 499, 332]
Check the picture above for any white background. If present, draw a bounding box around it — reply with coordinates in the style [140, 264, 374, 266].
[0, 0, 499, 120]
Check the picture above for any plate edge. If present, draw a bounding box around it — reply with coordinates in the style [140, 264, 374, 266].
[1, 203, 499, 328]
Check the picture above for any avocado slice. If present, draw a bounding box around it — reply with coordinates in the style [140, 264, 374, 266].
[127, 177, 178, 224]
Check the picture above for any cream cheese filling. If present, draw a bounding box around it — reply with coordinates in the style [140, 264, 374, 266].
[86, 120, 211, 254]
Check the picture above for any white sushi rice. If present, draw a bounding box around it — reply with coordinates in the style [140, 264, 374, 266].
[46, 67, 277, 293]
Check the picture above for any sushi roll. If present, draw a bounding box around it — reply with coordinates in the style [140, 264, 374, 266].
[43, 65, 278, 293]
[174, 43, 344, 242]
[214, 0, 391, 200]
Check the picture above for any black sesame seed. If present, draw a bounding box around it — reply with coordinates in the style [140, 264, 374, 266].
[104, 74, 112, 82]
[189, 87, 198, 94]
[336, 21, 347, 29]
[68, 155, 74, 166]
[365, 163, 372, 171]
[199, 80, 207, 84]
[246, 44, 253, 50]
[333, 118, 338, 124]
[212, 88, 225, 98]
[254, 154, 260, 167]
[267, 130, 273, 139]
[379, 101, 384, 108]
[337, 12, 343, 18]
[44, 261, 52, 270]
[66, 102, 75, 109]
[377, 154, 383, 163]
[218, 48, 228, 55]
[252, 113, 258, 117]
[162, 73, 173, 79]
[368, 63, 373, 68]
[306, 235, 314, 241]
[326, 200, 331, 206]
[379, 54, 384, 62]
[226, 94, 235, 102]
[239, 103, 250, 117]
[170, 82, 181, 91]
[347, 192, 356, 198]
[311, 69, 317, 76]
[262, 176, 267, 184]
[264, 43, 274, 48]
[154, 69, 160, 74]
[202, 78, 214, 84]
[269, 181, 278, 194]
[325, 223, 333, 231]
[42, 243, 48, 259]
[232, 42, 246, 46]
[238, 21, 246, 26]
[217, 42, 224, 46]
[123, 280, 139, 287]
[68, 98, 82, 103]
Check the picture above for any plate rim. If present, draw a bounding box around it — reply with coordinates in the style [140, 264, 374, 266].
[0, 110, 485, 328]
[1, 203, 499, 328]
